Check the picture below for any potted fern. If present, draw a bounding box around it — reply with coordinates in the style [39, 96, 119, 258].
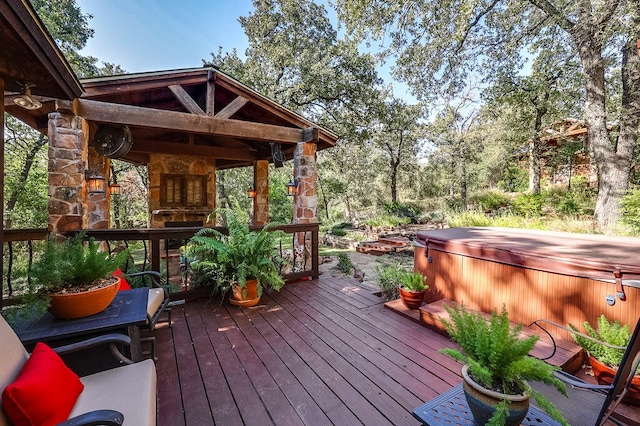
[398, 270, 428, 309]
[29, 234, 130, 319]
[440, 304, 568, 426]
[186, 207, 285, 306]
[569, 315, 640, 404]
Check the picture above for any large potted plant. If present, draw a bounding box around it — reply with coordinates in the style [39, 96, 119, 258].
[440, 304, 568, 426]
[569, 315, 640, 405]
[30, 234, 130, 319]
[186, 207, 285, 306]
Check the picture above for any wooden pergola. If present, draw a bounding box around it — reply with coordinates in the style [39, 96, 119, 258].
[2, 0, 337, 236]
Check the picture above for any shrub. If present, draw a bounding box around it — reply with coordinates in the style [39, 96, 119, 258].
[375, 264, 403, 301]
[447, 211, 493, 227]
[621, 188, 640, 233]
[330, 228, 347, 236]
[498, 166, 529, 192]
[469, 190, 512, 213]
[336, 252, 353, 274]
[512, 193, 544, 217]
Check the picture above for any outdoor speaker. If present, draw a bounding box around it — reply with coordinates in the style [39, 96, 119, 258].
[270, 143, 286, 168]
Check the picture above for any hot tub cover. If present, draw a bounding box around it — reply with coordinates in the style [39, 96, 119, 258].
[416, 227, 640, 283]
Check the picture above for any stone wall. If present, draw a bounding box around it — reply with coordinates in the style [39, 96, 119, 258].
[48, 113, 89, 233]
[292, 142, 317, 268]
[148, 153, 216, 228]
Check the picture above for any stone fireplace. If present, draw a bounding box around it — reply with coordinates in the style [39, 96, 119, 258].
[148, 153, 216, 229]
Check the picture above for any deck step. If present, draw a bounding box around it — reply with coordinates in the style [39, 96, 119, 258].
[356, 241, 397, 256]
[377, 236, 411, 247]
[387, 298, 584, 373]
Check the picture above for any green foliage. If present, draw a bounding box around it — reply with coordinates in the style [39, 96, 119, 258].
[399, 270, 427, 291]
[363, 214, 411, 227]
[447, 211, 494, 227]
[621, 188, 640, 233]
[512, 193, 544, 217]
[498, 166, 529, 192]
[376, 263, 426, 298]
[374, 264, 403, 301]
[186, 207, 285, 301]
[468, 190, 512, 213]
[382, 201, 422, 221]
[336, 252, 354, 274]
[568, 315, 632, 368]
[330, 226, 348, 236]
[30, 234, 130, 292]
[440, 304, 568, 426]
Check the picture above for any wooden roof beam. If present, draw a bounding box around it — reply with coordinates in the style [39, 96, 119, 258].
[168, 84, 205, 115]
[73, 98, 311, 144]
[215, 96, 248, 119]
[131, 139, 257, 161]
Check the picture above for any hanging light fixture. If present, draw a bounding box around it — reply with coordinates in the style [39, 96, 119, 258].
[13, 82, 42, 110]
[286, 178, 298, 196]
[85, 169, 106, 194]
[109, 182, 121, 196]
[247, 186, 257, 198]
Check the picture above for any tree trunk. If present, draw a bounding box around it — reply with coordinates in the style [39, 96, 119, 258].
[390, 166, 398, 204]
[217, 171, 229, 209]
[529, 101, 547, 194]
[317, 175, 330, 221]
[577, 40, 628, 227]
[460, 144, 468, 210]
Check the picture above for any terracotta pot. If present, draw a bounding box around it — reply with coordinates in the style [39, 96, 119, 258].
[588, 355, 640, 405]
[48, 277, 121, 320]
[230, 279, 260, 307]
[462, 365, 529, 426]
[398, 285, 426, 309]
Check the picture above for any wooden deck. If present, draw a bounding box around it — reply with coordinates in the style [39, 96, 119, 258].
[154, 276, 462, 425]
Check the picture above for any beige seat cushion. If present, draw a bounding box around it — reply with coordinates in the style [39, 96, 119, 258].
[147, 288, 165, 320]
[70, 359, 156, 426]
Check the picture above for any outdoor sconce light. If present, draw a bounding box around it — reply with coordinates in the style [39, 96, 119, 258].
[109, 182, 121, 196]
[85, 169, 106, 194]
[286, 178, 298, 196]
[13, 83, 42, 110]
[247, 186, 257, 198]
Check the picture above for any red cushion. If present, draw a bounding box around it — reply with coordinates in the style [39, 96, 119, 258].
[2, 342, 84, 426]
[113, 268, 132, 290]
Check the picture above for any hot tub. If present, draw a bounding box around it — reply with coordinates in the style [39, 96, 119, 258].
[414, 227, 640, 339]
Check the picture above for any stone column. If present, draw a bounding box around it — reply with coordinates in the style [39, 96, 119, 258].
[48, 113, 90, 233]
[87, 148, 110, 229]
[292, 142, 317, 268]
[253, 160, 269, 226]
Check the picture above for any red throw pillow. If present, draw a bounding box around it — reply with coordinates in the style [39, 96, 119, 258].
[2, 342, 84, 426]
[113, 268, 132, 290]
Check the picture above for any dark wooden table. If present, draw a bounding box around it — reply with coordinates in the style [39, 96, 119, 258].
[413, 384, 561, 426]
[16, 287, 148, 362]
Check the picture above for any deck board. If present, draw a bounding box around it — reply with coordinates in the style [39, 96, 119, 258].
[155, 277, 475, 425]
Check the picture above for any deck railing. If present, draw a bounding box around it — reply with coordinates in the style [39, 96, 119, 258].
[2, 223, 319, 304]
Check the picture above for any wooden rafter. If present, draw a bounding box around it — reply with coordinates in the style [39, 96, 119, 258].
[168, 84, 205, 115]
[131, 139, 257, 161]
[71, 98, 315, 144]
[215, 96, 248, 119]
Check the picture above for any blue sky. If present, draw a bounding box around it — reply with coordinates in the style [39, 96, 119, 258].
[75, 0, 414, 102]
[76, 0, 254, 73]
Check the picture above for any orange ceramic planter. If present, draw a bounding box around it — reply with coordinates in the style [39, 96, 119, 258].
[48, 277, 121, 320]
[589, 356, 640, 405]
[230, 279, 260, 307]
[398, 286, 426, 309]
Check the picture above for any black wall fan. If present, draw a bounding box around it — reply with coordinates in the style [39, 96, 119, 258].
[92, 125, 133, 159]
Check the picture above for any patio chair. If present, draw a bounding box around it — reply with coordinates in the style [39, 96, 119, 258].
[117, 270, 171, 361]
[0, 314, 156, 426]
[529, 317, 640, 425]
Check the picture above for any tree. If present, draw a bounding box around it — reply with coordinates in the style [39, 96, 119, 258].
[427, 99, 482, 210]
[335, 0, 640, 228]
[371, 97, 423, 204]
[206, 0, 385, 221]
